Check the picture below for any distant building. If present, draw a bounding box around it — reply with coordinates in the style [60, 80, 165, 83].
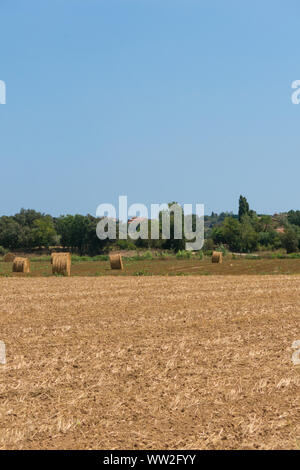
[128, 217, 148, 225]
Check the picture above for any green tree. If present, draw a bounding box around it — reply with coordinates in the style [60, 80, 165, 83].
[56, 214, 109, 255]
[220, 217, 242, 252]
[159, 203, 185, 252]
[281, 227, 299, 253]
[239, 216, 259, 252]
[33, 216, 57, 248]
[84, 214, 109, 255]
[238, 195, 250, 222]
[258, 229, 280, 249]
[0, 217, 21, 249]
[257, 215, 273, 232]
[14, 208, 44, 228]
[56, 215, 88, 254]
[287, 210, 300, 227]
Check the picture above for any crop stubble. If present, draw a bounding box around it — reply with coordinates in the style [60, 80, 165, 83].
[0, 276, 299, 449]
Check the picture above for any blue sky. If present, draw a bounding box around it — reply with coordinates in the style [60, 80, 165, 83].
[0, 0, 299, 217]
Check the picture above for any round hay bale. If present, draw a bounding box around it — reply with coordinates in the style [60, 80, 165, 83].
[12, 257, 30, 273]
[52, 252, 71, 276]
[212, 251, 223, 264]
[109, 253, 123, 270]
[3, 252, 15, 262]
[51, 252, 71, 265]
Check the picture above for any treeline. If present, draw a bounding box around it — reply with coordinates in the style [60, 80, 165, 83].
[1, 198, 300, 255]
[0, 207, 187, 255]
[0, 210, 109, 255]
[204, 196, 300, 254]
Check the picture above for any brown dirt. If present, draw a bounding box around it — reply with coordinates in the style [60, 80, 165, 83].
[2, 256, 300, 277]
[0, 276, 300, 449]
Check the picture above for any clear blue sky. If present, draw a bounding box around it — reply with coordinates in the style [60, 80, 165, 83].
[0, 0, 299, 217]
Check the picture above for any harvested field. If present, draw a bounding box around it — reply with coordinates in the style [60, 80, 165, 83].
[0, 276, 300, 449]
